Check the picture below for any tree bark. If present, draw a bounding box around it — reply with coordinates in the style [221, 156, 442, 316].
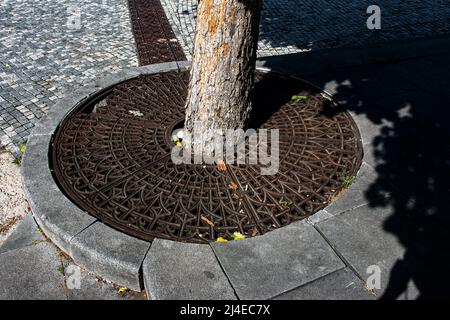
[184, 0, 262, 159]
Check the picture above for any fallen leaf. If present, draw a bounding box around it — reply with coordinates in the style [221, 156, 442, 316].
[118, 287, 130, 294]
[201, 215, 214, 227]
[291, 95, 308, 102]
[215, 237, 228, 242]
[175, 140, 182, 147]
[216, 161, 227, 171]
[231, 232, 247, 240]
[250, 229, 258, 237]
[281, 201, 293, 209]
[228, 182, 238, 190]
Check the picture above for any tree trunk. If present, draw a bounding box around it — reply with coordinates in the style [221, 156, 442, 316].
[184, 0, 262, 159]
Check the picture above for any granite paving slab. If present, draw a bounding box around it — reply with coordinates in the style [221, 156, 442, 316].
[0, 213, 45, 254]
[143, 239, 237, 300]
[0, 242, 66, 300]
[323, 162, 390, 217]
[316, 204, 419, 298]
[212, 220, 345, 300]
[274, 268, 374, 300]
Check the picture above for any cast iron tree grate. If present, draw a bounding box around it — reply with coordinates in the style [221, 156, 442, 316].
[51, 70, 363, 243]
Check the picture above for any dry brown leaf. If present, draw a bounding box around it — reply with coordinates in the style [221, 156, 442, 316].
[216, 161, 227, 171]
[201, 215, 215, 227]
[228, 182, 238, 190]
[250, 229, 258, 237]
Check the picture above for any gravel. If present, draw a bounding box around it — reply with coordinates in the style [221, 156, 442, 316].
[0, 150, 28, 245]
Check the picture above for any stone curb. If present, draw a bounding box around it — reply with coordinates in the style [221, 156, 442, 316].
[22, 61, 372, 298]
[69, 222, 151, 292]
[22, 62, 186, 291]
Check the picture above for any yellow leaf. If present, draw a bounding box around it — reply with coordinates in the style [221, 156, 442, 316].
[231, 232, 246, 240]
[19, 145, 26, 153]
[118, 287, 130, 294]
[291, 95, 308, 102]
[215, 237, 228, 243]
[175, 141, 182, 147]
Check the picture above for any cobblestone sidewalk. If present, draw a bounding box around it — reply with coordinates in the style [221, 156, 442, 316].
[0, 0, 138, 155]
[1, 0, 450, 154]
[162, 0, 450, 59]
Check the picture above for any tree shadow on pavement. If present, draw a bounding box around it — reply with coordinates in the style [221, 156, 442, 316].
[257, 0, 450, 53]
[261, 47, 450, 299]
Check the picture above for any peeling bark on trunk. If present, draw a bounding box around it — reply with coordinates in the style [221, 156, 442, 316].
[184, 0, 262, 158]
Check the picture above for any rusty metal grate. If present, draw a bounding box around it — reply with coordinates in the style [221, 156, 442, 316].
[51, 71, 363, 243]
[127, 0, 186, 65]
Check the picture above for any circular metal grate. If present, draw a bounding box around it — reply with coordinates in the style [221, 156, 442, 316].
[51, 70, 363, 243]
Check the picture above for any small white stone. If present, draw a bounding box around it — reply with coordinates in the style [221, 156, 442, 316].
[176, 129, 184, 140]
[128, 110, 143, 117]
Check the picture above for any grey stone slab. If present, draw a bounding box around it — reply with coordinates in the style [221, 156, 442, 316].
[212, 220, 345, 300]
[62, 262, 146, 300]
[94, 68, 141, 89]
[20, 133, 51, 187]
[0, 242, 67, 300]
[324, 162, 389, 216]
[274, 268, 374, 300]
[307, 209, 333, 225]
[358, 37, 450, 66]
[69, 222, 151, 291]
[360, 141, 397, 174]
[139, 62, 179, 75]
[361, 142, 377, 169]
[176, 60, 192, 72]
[349, 111, 393, 145]
[388, 59, 450, 100]
[143, 239, 237, 300]
[0, 213, 45, 254]
[317, 204, 406, 296]
[21, 134, 96, 253]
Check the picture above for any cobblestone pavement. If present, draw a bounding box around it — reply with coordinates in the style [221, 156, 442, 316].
[1, 0, 450, 153]
[161, 0, 450, 59]
[0, 0, 138, 155]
